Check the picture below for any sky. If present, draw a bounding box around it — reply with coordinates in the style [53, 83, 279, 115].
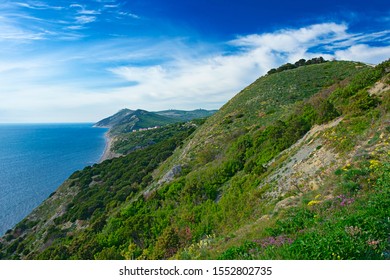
[0, 0, 389, 123]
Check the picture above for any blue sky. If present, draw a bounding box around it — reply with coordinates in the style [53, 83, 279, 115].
[0, 0, 389, 122]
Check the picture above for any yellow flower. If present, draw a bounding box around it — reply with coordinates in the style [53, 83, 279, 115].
[369, 160, 381, 169]
[342, 163, 351, 171]
[307, 200, 321, 206]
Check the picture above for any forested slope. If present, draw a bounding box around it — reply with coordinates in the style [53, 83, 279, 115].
[1, 59, 389, 260]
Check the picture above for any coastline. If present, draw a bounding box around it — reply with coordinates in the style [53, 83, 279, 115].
[99, 131, 118, 162]
[0, 124, 108, 236]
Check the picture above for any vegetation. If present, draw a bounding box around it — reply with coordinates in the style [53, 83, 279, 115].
[95, 108, 216, 135]
[217, 159, 389, 260]
[267, 57, 327, 75]
[96, 109, 179, 135]
[111, 121, 204, 155]
[155, 109, 217, 122]
[1, 59, 389, 260]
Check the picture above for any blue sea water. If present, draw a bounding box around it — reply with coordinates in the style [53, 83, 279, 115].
[0, 123, 107, 236]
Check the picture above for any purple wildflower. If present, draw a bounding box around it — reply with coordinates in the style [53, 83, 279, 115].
[337, 194, 355, 206]
[254, 235, 294, 248]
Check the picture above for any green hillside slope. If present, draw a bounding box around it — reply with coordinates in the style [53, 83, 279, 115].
[1, 59, 389, 260]
[94, 108, 135, 128]
[156, 61, 370, 173]
[156, 109, 217, 121]
[95, 109, 216, 136]
[95, 109, 179, 135]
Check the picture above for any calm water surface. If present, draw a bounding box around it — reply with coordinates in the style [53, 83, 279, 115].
[0, 123, 107, 235]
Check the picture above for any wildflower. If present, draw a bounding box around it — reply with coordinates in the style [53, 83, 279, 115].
[340, 197, 354, 206]
[342, 163, 351, 171]
[369, 159, 380, 169]
[337, 194, 354, 206]
[307, 200, 320, 206]
[253, 235, 294, 248]
[367, 240, 380, 249]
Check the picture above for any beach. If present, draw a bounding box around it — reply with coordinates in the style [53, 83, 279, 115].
[100, 132, 119, 162]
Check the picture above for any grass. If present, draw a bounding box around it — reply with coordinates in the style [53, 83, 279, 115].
[216, 160, 389, 260]
[111, 122, 198, 155]
[165, 61, 369, 173]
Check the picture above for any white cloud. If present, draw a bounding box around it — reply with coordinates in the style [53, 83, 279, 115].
[104, 22, 389, 112]
[335, 44, 390, 63]
[0, 22, 389, 122]
[70, 3, 101, 15]
[231, 23, 349, 51]
[75, 15, 97, 25]
[0, 0, 143, 44]
[104, 4, 119, 8]
[70, 4, 84, 9]
[117, 11, 140, 19]
[66, 25, 85, 30]
[15, 2, 64, 10]
[0, 18, 46, 41]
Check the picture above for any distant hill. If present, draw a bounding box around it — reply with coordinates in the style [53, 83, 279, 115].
[95, 109, 216, 135]
[94, 108, 135, 128]
[156, 109, 217, 121]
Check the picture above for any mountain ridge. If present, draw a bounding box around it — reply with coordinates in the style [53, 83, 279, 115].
[95, 108, 217, 134]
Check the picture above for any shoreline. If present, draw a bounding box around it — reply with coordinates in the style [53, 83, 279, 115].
[99, 131, 118, 162]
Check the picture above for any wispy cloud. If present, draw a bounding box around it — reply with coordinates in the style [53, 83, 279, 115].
[335, 44, 390, 63]
[117, 11, 140, 19]
[75, 15, 97, 25]
[0, 0, 138, 43]
[0, 2, 64, 42]
[66, 25, 85, 31]
[105, 22, 390, 111]
[0, 20, 389, 122]
[0, 15, 47, 41]
[15, 1, 64, 10]
[70, 3, 101, 15]
[104, 4, 120, 9]
[230, 23, 349, 50]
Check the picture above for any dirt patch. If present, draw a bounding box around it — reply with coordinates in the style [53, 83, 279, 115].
[368, 81, 390, 96]
[260, 118, 343, 200]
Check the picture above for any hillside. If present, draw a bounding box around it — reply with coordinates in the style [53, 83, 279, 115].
[156, 109, 217, 121]
[0, 59, 389, 260]
[95, 108, 216, 136]
[94, 108, 135, 128]
[95, 109, 179, 135]
[95, 108, 216, 160]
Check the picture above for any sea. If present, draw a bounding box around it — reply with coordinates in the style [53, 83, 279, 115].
[0, 123, 107, 236]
